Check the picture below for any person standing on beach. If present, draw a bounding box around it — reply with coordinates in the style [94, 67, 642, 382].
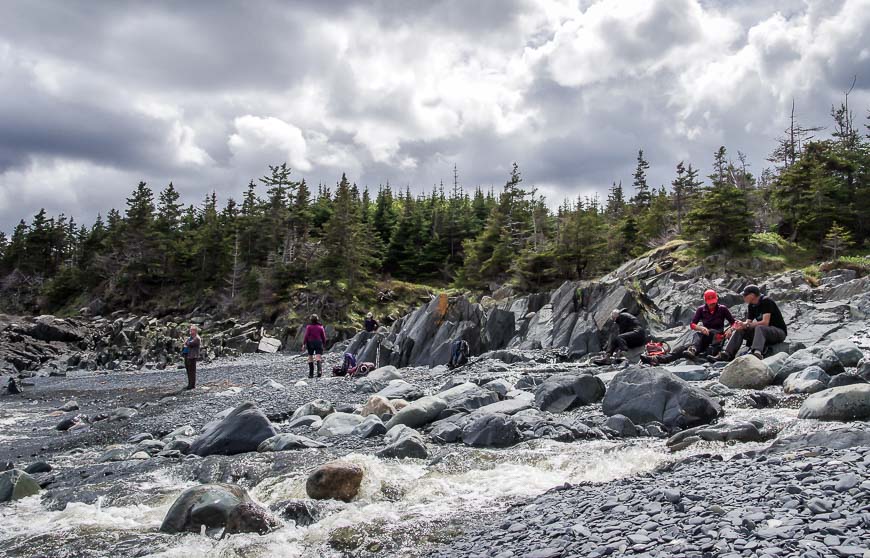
[302, 314, 327, 378]
[182, 325, 201, 390]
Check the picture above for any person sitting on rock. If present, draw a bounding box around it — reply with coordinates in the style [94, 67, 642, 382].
[595, 309, 647, 365]
[641, 289, 734, 365]
[712, 284, 787, 362]
[448, 339, 470, 369]
[301, 314, 327, 378]
[363, 313, 379, 333]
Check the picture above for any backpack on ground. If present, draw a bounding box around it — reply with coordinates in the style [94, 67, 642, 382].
[644, 341, 670, 358]
[448, 339, 470, 369]
[333, 352, 357, 377]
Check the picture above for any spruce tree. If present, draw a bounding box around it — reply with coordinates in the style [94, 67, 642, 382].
[822, 221, 853, 260]
[631, 150, 651, 209]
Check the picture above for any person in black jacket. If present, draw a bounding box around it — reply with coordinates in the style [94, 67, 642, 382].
[595, 309, 646, 364]
[363, 312, 379, 333]
[713, 284, 787, 361]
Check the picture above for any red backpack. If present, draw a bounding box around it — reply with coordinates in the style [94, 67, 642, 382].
[644, 341, 670, 358]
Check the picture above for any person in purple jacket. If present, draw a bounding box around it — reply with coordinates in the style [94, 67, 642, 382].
[686, 289, 735, 359]
[301, 314, 327, 378]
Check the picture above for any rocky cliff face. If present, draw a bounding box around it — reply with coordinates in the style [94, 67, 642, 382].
[343, 243, 870, 367]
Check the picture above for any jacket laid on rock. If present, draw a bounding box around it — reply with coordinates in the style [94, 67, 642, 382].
[184, 335, 201, 360]
[690, 304, 735, 331]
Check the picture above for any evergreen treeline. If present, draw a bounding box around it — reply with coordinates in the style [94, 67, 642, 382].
[0, 99, 868, 314]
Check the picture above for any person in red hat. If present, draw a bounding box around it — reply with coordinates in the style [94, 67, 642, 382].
[686, 289, 736, 359]
[642, 289, 735, 365]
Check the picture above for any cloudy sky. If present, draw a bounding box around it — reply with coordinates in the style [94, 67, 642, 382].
[1, 0, 869, 231]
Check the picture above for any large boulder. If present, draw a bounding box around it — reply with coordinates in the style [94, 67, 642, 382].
[828, 373, 868, 388]
[376, 380, 423, 401]
[783, 366, 830, 394]
[27, 316, 86, 343]
[316, 413, 366, 437]
[762, 352, 790, 378]
[160, 484, 277, 535]
[798, 385, 870, 421]
[461, 413, 520, 447]
[602, 367, 722, 429]
[0, 469, 40, 502]
[776, 346, 844, 383]
[190, 402, 277, 457]
[306, 462, 364, 502]
[534, 373, 605, 413]
[385, 396, 448, 430]
[858, 358, 870, 380]
[257, 434, 328, 452]
[828, 339, 864, 368]
[351, 415, 388, 438]
[291, 399, 335, 420]
[437, 382, 500, 411]
[377, 425, 428, 459]
[720, 356, 774, 390]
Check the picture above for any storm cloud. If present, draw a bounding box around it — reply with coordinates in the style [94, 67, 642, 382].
[1, 0, 868, 229]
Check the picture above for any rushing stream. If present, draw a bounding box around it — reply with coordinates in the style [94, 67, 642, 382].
[0, 401, 843, 558]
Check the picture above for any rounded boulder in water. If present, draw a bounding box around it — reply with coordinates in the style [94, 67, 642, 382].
[160, 483, 276, 535]
[306, 461, 364, 502]
[0, 469, 40, 502]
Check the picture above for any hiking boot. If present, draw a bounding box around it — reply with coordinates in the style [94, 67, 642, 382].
[709, 352, 733, 363]
[640, 354, 658, 366]
[592, 355, 612, 366]
[684, 346, 698, 360]
[750, 350, 764, 360]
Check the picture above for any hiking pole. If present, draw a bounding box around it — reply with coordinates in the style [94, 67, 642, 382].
[376, 341, 381, 369]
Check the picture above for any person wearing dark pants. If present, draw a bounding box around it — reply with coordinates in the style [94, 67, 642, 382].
[302, 314, 327, 378]
[642, 290, 734, 365]
[715, 285, 787, 361]
[182, 325, 201, 390]
[596, 309, 646, 364]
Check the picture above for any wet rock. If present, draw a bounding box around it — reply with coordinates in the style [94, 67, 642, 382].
[534, 373, 605, 413]
[720, 355, 773, 390]
[190, 401, 278, 456]
[377, 424, 428, 459]
[134, 439, 166, 455]
[764, 428, 870, 453]
[602, 367, 722, 429]
[746, 391, 780, 409]
[224, 501, 281, 536]
[798, 385, 870, 421]
[858, 357, 870, 380]
[56, 414, 87, 431]
[0, 469, 40, 502]
[127, 433, 153, 443]
[316, 413, 366, 437]
[257, 433, 328, 452]
[385, 395, 448, 430]
[24, 461, 51, 474]
[291, 399, 335, 420]
[306, 461, 364, 502]
[361, 395, 396, 417]
[666, 421, 770, 451]
[604, 414, 637, 437]
[430, 419, 465, 443]
[351, 415, 388, 438]
[160, 483, 252, 534]
[828, 339, 864, 368]
[274, 499, 341, 527]
[472, 398, 533, 416]
[783, 365, 831, 394]
[461, 413, 520, 447]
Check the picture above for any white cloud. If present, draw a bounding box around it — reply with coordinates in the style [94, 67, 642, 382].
[228, 115, 311, 173]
